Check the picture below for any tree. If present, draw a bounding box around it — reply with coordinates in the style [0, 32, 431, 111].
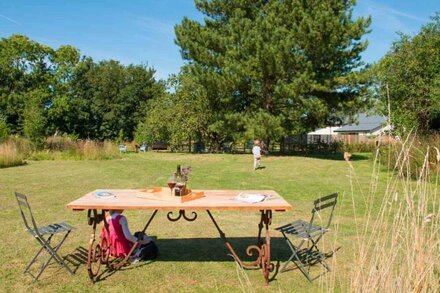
[174, 0, 371, 145]
[0, 119, 8, 141]
[0, 35, 54, 134]
[374, 14, 440, 134]
[22, 89, 48, 148]
[0, 34, 166, 141]
[135, 70, 211, 150]
[71, 60, 165, 140]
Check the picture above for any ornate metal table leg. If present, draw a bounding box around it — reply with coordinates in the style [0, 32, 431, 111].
[206, 209, 274, 285]
[260, 210, 272, 285]
[167, 210, 197, 222]
[86, 209, 106, 282]
[206, 210, 245, 266]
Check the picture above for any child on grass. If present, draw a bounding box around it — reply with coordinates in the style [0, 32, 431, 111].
[252, 140, 262, 170]
[104, 209, 157, 262]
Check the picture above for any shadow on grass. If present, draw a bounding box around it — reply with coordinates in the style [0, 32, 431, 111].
[66, 237, 291, 264]
[64, 246, 88, 273]
[154, 237, 291, 262]
[65, 238, 338, 283]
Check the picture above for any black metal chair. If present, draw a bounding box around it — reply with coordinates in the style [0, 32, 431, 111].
[276, 193, 338, 282]
[14, 192, 75, 282]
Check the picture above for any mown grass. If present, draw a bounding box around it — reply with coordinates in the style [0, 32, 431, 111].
[0, 151, 435, 292]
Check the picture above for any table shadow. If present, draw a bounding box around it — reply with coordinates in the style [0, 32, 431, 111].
[66, 237, 298, 283]
[153, 236, 291, 262]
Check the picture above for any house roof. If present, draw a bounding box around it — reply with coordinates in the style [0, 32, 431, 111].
[334, 113, 387, 133]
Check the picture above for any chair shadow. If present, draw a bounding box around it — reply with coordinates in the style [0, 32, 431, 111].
[281, 246, 341, 272]
[63, 246, 88, 274]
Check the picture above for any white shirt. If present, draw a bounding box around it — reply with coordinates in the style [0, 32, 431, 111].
[252, 146, 261, 158]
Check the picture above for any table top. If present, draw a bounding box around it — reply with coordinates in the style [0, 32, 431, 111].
[66, 189, 292, 212]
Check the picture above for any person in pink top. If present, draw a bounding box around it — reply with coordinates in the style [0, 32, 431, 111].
[103, 209, 156, 262]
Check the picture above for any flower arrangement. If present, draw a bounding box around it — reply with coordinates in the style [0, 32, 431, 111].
[179, 165, 192, 182]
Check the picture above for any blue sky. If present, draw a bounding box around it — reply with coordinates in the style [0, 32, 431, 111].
[0, 0, 438, 80]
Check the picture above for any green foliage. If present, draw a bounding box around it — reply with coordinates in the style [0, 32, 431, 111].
[173, 0, 371, 145]
[0, 120, 8, 141]
[373, 14, 440, 134]
[136, 72, 211, 149]
[0, 35, 165, 141]
[64, 59, 165, 140]
[0, 35, 54, 134]
[22, 90, 48, 149]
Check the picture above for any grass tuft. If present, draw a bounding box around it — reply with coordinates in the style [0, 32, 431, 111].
[0, 140, 25, 168]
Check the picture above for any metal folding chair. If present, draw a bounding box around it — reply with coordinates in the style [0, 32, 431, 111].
[276, 192, 338, 282]
[14, 192, 75, 282]
[119, 144, 127, 153]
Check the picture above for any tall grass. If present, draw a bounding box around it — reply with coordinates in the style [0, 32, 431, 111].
[0, 141, 25, 168]
[380, 133, 440, 178]
[80, 140, 121, 160]
[33, 137, 121, 160]
[336, 134, 440, 292]
[1, 136, 121, 163]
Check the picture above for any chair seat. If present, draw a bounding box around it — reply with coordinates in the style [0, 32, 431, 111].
[27, 222, 75, 236]
[276, 219, 326, 239]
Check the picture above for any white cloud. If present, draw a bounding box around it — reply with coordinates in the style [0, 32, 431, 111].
[0, 14, 20, 25]
[359, 0, 428, 34]
[133, 16, 175, 37]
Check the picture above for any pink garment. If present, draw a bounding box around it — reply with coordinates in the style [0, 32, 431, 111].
[106, 214, 133, 257]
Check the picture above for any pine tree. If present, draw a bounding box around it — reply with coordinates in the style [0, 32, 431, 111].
[174, 0, 371, 145]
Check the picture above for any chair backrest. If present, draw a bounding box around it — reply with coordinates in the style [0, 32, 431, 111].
[14, 192, 40, 235]
[310, 192, 338, 229]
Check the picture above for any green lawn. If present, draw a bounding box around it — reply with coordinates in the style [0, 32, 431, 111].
[0, 152, 388, 292]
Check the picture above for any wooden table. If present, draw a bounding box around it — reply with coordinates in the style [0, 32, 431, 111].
[66, 189, 292, 284]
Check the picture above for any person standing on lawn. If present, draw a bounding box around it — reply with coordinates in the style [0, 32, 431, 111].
[252, 140, 262, 170]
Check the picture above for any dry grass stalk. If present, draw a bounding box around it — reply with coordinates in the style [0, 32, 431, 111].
[344, 134, 440, 292]
[0, 141, 24, 168]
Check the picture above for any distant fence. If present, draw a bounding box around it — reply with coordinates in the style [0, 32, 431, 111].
[149, 134, 393, 154]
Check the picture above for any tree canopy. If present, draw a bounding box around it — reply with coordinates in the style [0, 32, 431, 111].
[159, 0, 371, 147]
[0, 34, 165, 145]
[373, 14, 440, 135]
